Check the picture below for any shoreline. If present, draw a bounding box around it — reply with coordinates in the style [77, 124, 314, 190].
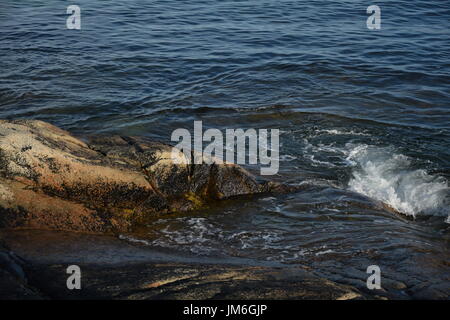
[0, 120, 447, 300]
[0, 229, 368, 300]
[0, 119, 367, 300]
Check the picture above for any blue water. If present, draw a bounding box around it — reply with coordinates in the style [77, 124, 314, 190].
[0, 1, 449, 298]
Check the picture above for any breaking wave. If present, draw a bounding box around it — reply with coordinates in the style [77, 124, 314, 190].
[346, 145, 449, 221]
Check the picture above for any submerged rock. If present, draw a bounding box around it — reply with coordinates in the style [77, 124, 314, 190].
[0, 120, 292, 233]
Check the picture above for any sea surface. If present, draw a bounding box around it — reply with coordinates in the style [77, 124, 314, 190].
[0, 1, 449, 298]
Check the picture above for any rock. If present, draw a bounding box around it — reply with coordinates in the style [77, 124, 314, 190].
[22, 262, 365, 300]
[0, 251, 26, 280]
[0, 230, 368, 300]
[0, 120, 292, 233]
[0, 241, 43, 299]
[0, 268, 44, 300]
[409, 282, 450, 300]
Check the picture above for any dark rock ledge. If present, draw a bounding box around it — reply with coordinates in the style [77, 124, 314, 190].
[0, 240, 43, 299]
[21, 262, 365, 300]
[0, 234, 366, 300]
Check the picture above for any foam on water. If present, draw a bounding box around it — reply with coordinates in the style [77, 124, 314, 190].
[125, 217, 298, 258]
[346, 145, 449, 221]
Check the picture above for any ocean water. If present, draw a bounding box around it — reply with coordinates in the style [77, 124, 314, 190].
[1, 1, 449, 297]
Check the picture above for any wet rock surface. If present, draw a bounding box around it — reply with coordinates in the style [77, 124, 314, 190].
[0, 120, 291, 233]
[24, 262, 364, 300]
[0, 240, 43, 299]
[0, 231, 365, 300]
[0, 229, 446, 300]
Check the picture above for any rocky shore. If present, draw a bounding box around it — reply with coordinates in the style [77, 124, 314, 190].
[0, 120, 292, 233]
[0, 120, 368, 300]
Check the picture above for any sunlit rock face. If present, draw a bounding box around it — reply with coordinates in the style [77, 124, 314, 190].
[0, 120, 290, 233]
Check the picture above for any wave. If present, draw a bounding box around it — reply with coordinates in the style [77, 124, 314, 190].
[346, 145, 449, 222]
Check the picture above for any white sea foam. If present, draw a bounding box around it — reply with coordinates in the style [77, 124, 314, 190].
[124, 217, 287, 255]
[346, 144, 449, 221]
[317, 129, 370, 136]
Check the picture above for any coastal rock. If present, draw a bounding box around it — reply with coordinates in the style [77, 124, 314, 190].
[0, 232, 364, 300]
[20, 261, 365, 300]
[0, 241, 43, 299]
[0, 120, 291, 232]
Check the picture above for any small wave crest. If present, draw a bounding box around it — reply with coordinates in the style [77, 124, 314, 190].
[346, 145, 449, 221]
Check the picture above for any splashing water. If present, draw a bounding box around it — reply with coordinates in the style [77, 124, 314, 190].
[347, 145, 449, 221]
